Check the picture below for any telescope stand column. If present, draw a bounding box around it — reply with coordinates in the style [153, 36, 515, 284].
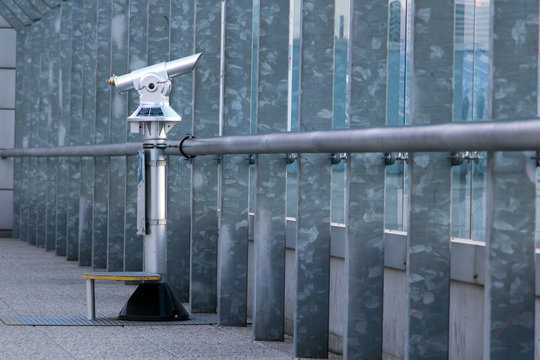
[118, 123, 189, 321]
[143, 143, 167, 278]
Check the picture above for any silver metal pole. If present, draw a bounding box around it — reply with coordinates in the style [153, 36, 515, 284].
[142, 123, 168, 280]
[0, 142, 142, 158]
[3, 119, 540, 159]
[86, 279, 95, 320]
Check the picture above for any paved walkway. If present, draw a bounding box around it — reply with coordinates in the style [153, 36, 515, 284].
[0, 238, 341, 359]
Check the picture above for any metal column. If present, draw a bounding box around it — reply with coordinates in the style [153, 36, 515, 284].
[167, 0, 195, 302]
[45, 7, 60, 252]
[108, 0, 129, 272]
[405, 1, 454, 358]
[252, 0, 289, 341]
[217, 0, 252, 327]
[483, 1, 538, 358]
[79, 0, 97, 267]
[20, 27, 34, 243]
[36, 18, 48, 249]
[190, 0, 221, 313]
[92, 0, 112, 269]
[55, 0, 72, 257]
[344, 0, 388, 358]
[12, 27, 25, 240]
[67, 1, 84, 261]
[294, 1, 334, 357]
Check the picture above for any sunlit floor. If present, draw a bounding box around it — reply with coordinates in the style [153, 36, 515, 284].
[0, 238, 342, 359]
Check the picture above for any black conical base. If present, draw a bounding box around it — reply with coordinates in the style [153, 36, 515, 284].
[118, 283, 190, 321]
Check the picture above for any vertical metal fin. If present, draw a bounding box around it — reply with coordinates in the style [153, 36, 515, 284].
[56, 1, 72, 257]
[217, 0, 252, 327]
[167, 0, 195, 303]
[107, 0, 129, 271]
[483, 0, 538, 358]
[67, 1, 84, 261]
[294, 1, 334, 357]
[344, 0, 388, 358]
[79, 0, 97, 267]
[189, 0, 222, 313]
[93, 0, 113, 270]
[405, 1, 454, 358]
[252, 0, 289, 341]
[45, 7, 60, 252]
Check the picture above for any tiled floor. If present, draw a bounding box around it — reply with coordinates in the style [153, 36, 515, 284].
[0, 238, 341, 359]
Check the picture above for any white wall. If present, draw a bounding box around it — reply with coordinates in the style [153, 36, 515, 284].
[0, 14, 15, 231]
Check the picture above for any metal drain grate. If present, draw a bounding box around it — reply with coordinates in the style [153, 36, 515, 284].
[0, 313, 217, 326]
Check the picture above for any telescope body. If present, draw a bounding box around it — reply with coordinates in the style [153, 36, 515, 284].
[111, 53, 202, 94]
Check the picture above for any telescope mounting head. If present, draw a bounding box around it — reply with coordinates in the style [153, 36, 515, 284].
[108, 53, 202, 138]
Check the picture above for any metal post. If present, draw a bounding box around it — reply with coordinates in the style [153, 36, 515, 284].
[36, 17, 48, 249]
[67, 1, 84, 261]
[190, 0, 222, 314]
[344, 0, 388, 358]
[92, 0, 113, 270]
[46, 7, 60, 253]
[56, 0, 72, 257]
[12, 27, 25, 241]
[483, 0, 538, 358]
[294, 0, 334, 357]
[252, 0, 289, 341]
[217, 0, 252, 327]
[405, 1, 454, 358]
[80, 0, 97, 266]
[86, 278, 95, 320]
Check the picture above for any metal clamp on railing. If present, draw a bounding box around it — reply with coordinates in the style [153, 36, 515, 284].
[179, 134, 196, 161]
[383, 152, 408, 166]
[448, 151, 479, 166]
[246, 154, 255, 165]
[530, 151, 540, 167]
[283, 153, 297, 164]
[330, 153, 348, 165]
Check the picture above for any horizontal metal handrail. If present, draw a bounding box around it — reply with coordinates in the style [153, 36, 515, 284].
[2, 118, 540, 158]
[0, 142, 143, 158]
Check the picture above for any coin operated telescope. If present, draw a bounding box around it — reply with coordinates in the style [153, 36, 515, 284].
[109, 53, 202, 320]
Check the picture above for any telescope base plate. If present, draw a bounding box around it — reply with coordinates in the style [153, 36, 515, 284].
[118, 283, 189, 321]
